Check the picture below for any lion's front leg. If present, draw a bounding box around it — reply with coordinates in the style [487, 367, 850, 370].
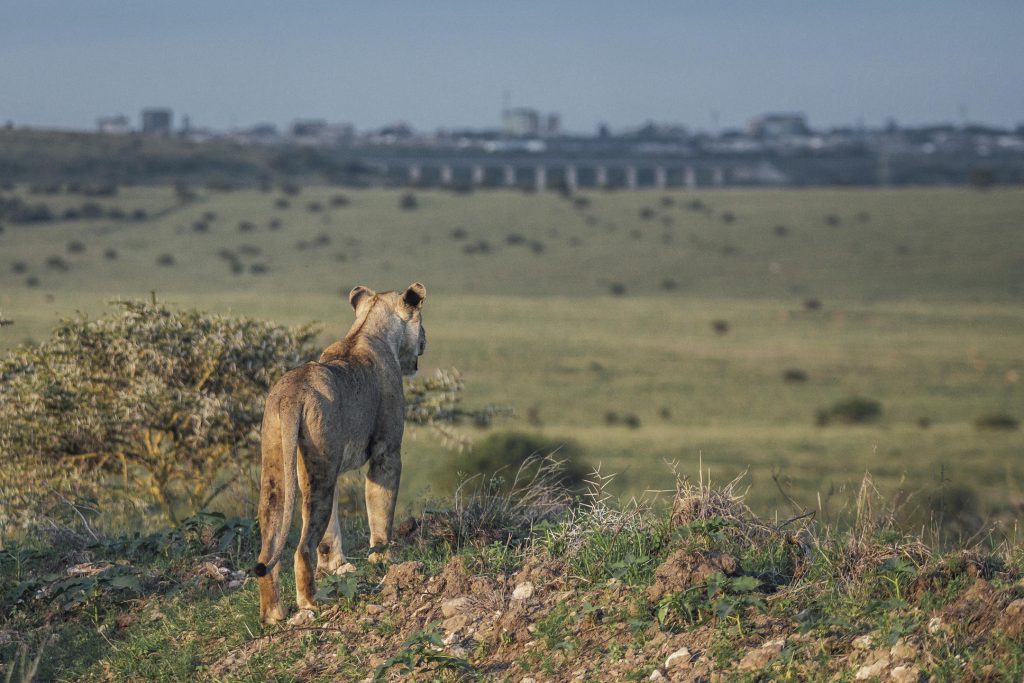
[365, 444, 401, 564]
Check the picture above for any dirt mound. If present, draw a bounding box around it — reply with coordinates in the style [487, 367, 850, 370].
[379, 560, 425, 603]
[647, 550, 739, 601]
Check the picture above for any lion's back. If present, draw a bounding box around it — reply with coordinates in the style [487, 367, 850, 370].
[265, 359, 381, 443]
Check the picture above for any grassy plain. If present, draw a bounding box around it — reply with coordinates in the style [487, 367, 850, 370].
[2, 185, 1022, 521]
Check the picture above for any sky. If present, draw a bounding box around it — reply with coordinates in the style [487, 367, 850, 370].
[1, 1, 1022, 134]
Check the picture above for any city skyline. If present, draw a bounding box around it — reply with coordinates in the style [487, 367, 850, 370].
[1, 1, 1022, 133]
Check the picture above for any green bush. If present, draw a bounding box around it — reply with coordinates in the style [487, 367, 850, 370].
[0, 301, 319, 532]
[815, 396, 882, 426]
[434, 431, 589, 495]
[974, 413, 1019, 431]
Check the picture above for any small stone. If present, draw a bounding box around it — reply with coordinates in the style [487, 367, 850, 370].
[737, 639, 785, 672]
[649, 669, 666, 681]
[852, 634, 874, 650]
[334, 562, 357, 575]
[287, 609, 315, 626]
[441, 614, 469, 633]
[889, 639, 916, 662]
[512, 582, 535, 601]
[890, 665, 919, 683]
[442, 596, 472, 618]
[927, 617, 946, 634]
[854, 656, 889, 680]
[665, 647, 692, 669]
[226, 579, 242, 589]
[520, 678, 537, 683]
[364, 604, 385, 615]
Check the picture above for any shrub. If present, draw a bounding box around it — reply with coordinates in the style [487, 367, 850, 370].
[506, 233, 525, 246]
[660, 278, 678, 291]
[306, 202, 323, 213]
[274, 198, 290, 209]
[0, 301, 319, 531]
[803, 298, 822, 312]
[237, 221, 255, 233]
[450, 227, 468, 240]
[103, 248, 118, 260]
[604, 412, 641, 429]
[156, 254, 175, 267]
[782, 368, 808, 383]
[773, 224, 788, 237]
[330, 194, 350, 207]
[639, 207, 656, 220]
[434, 431, 588, 496]
[67, 240, 86, 254]
[974, 413, 1019, 431]
[45, 256, 69, 271]
[400, 193, 419, 210]
[720, 211, 736, 224]
[711, 320, 730, 335]
[609, 282, 626, 296]
[816, 396, 882, 426]
[824, 214, 841, 227]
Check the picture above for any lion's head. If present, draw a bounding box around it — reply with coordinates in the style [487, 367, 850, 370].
[348, 282, 427, 377]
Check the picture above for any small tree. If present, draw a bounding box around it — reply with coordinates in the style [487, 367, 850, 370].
[0, 301, 319, 530]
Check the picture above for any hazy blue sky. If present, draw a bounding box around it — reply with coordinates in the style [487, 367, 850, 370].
[1, 1, 1021, 133]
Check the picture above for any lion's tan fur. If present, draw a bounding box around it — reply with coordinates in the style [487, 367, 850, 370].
[254, 283, 426, 625]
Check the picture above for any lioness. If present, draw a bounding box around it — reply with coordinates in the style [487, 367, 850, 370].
[253, 282, 427, 625]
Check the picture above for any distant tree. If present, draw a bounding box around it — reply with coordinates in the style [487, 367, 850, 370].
[968, 168, 995, 190]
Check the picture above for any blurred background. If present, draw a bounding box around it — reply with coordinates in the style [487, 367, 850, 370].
[1, 1, 1022, 536]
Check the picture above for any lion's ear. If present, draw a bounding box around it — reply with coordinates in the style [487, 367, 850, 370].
[402, 282, 426, 309]
[349, 285, 375, 310]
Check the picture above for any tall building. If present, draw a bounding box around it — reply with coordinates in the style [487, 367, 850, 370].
[141, 108, 173, 136]
[749, 113, 809, 139]
[544, 113, 561, 138]
[502, 108, 541, 137]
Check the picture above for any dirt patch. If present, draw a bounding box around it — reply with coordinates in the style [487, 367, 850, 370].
[434, 556, 471, 598]
[379, 560, 425, 603]
[940, 579, 1008, 644]
[646, 550, 739, 601]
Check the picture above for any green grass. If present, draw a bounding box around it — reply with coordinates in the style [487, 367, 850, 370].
[2, 185, 1023, 522]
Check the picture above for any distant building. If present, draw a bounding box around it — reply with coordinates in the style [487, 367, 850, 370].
[291, 119, 327, 138]
[97, 115, 131, 134]
[141, 108, 172, 136]
[749, 113, 809, 139]
[502, 108, 541, 137]
[544, 113, 561, 138]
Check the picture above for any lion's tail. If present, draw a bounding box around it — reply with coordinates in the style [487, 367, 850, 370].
[253, 400, 302, 578]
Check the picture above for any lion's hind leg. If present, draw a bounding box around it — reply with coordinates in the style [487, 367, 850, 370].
[316, 481, 351, 576]
[293, 450, 337, 615]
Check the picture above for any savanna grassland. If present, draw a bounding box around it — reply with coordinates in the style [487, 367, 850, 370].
[2, 185, 1023, 523]
[4, 182, 1024, 682]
